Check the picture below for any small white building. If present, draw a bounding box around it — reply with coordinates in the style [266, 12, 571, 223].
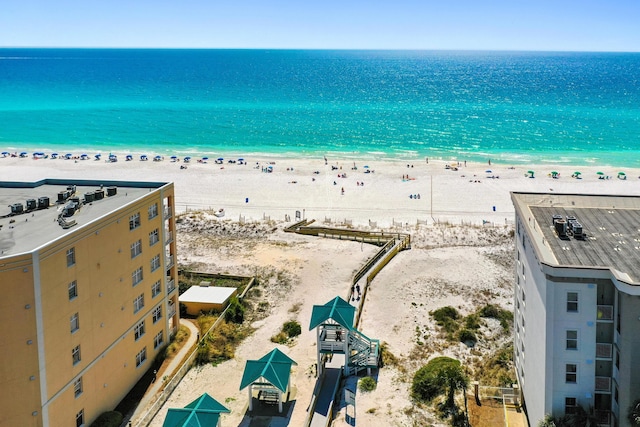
[511, 192, 640, 427]
[179, 282, 237, 315]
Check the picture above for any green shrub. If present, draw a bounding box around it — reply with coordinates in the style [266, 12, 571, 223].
[464, 314, 481, 330]
[224, 297, 245, 323]
[283, 320, 302, 337]
[90, 411, 123, 427]
[430, 306, 459, 323]
[479, 304, 513, 330]
[412, 357, 465, 402]
[458, 329, 477, 345]
[359, 376, 377, 392]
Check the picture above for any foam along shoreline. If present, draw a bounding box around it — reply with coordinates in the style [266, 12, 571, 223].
[2, 152, 640, 228]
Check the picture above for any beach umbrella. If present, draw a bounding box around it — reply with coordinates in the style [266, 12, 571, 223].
[202, 157, 209, 160]
[363, 165, 369, 169]
[596, 171, 604, 175]
[618, 172, 626, 176]
[184, 156, 191, 161]
[486, 170, 492, 173]
[573, 171, 581, 176]
[527, 170, 534, 174]
[94, 154, 101, 159]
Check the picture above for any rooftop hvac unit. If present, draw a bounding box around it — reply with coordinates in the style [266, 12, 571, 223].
[38, 197, 50, 209]
[57, 191, 66, 203]
[63, 202, 75, 217]
[25, 199, 36, 210]
[94, 189, 104, 200]
[555, 219, 567, 237]
[71, 197, 80, 206]
[84, 192, 95, 203]
[106, 186, 117, 197]
[552, 214, 563, 225]
[67, 185, 76, 194]
[572, 222, 584, 238]
[566, 215, 576, 222]
[10, 203, 24, 214]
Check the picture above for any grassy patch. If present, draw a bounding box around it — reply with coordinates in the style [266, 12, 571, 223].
[359, 376, 377, 392]
[271, 320, 302, 344]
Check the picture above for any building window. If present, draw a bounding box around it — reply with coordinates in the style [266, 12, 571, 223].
[134, 320, 145, 340]
[150, 254, 161, 272]
[565, 397, 578, 415]
[148, 203, 158, 220]
[132, 267, 143, 286]
[129, 212, 141, 230]
[152, 305, 162, 323]
[68, 280, 78, 300]
[72, 345, 81, 365]
[566, 330, 578, 350]
[136, 347, 147, 367]
[149, 228, 159, 246]
[134, 294, 145, 314]
[67, 247, 76, 267]
[76, 409, 84, 427]
[152, 280, 161, 298]
[154, 331, 164, 349]
[565, 364, 577, 383]
[567, 292, 579, 312]
[131, 239, 142, 258]
[71, 313, 80, 333]
[74, 377, 83, 397]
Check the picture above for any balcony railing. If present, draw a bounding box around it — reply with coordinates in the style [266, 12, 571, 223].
[165, 255, 175, 270]
[595, 410, 611, 427]
[596, 343, 613, 359]
[163, 206, 172, 220]
[597, 305, 614, 321]
[166, 278, 176, 294]
[595, 376, 611, 392]
[168, 304, 176, 318]
[165, 230, 174, 245]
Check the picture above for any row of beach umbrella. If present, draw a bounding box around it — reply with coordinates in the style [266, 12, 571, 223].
[1, 152, 247, 164]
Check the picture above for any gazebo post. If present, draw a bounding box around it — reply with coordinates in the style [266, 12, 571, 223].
[317, 326, 323, 377]
[248, 384, 253, 411]
[278, 390, 283, 413]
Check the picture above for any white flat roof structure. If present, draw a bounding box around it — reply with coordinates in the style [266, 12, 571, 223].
[179, 286, 237, 304]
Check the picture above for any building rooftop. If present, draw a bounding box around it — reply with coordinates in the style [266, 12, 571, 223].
[0, 179, 169, 257]
[512, 192, 640, 283]
[179, 285, 237, 305]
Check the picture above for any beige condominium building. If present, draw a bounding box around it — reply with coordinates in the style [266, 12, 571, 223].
[0, 179, 178, 427]
[512, 192, 640, 427]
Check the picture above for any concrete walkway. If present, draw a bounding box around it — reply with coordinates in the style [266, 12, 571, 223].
[128, 319, 200, 425]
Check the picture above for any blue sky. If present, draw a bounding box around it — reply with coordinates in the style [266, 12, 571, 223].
[2, 0, 639, 51]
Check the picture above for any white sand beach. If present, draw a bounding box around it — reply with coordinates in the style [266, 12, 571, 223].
[2, 154, 640, 426]
[2, 153, 639, 227]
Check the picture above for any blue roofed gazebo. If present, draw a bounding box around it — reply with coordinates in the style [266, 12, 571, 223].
[163, 393, 230, 427]
[239, 348, 297, 413]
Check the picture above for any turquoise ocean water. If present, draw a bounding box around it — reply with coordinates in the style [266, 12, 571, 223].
[0, 49, 639, 166]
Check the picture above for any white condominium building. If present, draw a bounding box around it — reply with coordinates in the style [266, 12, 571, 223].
[511, 192, 640, 427]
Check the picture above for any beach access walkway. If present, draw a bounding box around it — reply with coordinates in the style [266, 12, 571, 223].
[286, 220, 411, 427]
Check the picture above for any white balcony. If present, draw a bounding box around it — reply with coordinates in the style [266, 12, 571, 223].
[596, 343, 613, 359]
[166, 278, 176, 294]
[165, 255, 175, 270]
[163, 206, 172, 220]
[165, 230, 174, 245]
[597, 305, 614, 321]
[595, 376, 611, 392]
